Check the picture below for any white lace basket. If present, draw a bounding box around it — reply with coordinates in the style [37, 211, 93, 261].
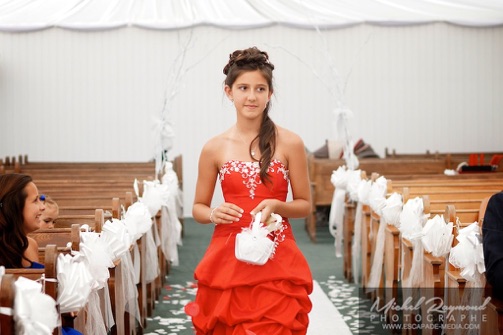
[235, 212, 275, 266]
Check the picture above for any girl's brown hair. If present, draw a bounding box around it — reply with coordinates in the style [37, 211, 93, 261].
[0, 173, 34, 268]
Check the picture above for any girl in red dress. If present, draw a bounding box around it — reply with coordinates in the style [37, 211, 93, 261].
[189, 46, 313, 335]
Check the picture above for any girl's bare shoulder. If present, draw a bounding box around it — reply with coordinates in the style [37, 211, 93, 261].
[276, 125, 304, 147]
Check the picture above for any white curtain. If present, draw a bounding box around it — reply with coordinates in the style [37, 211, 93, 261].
[1, 0, 502, 32]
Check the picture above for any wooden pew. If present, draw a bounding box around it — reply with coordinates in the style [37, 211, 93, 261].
[4, 244, 59, 335]
[357, 178, 502, 332]
[0, 274, 16, 334]
[5, 159, 175, 335]
[306, 154, 464, 241]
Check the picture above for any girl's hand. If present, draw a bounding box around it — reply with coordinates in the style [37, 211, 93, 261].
[250, 199, 280, 224]
[211, 203, 244, 224]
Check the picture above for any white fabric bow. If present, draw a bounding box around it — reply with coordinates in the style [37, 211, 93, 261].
[357, 179, 372, 206]
[14, 276, 59, 335]
[399, 197, 428, 287]
[367, 191, 402, 289]
[101, 218, 132, 260]
[381, 192, 403, 227]
[399, 197, 427, 240]
[80, 232, 115, 290]
[449, 222, 485, 283]
[346, 169, 362, 202]
[141, 180, 170, 218]
[421, 215, 453, 257]
[368, 176, 387, 217]
[123, 202, 153, 240]
[57, 253, 94, 314]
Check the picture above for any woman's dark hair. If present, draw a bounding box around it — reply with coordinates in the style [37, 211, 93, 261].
[0, 173, 33, 268]
[223, 46, 276, 183]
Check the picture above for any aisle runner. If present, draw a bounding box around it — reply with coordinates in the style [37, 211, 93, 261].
[308, 280, 352, 335]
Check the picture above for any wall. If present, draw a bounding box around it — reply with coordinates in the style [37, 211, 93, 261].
[1, 23, 502, 216]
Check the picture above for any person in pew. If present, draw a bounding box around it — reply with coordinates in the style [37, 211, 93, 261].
[39, 194, 59, 229]
[188, 47, 313, 334]
[482, 191, 503, 299]
[0, 173, 45, 268]
[0, 174, 83, 335]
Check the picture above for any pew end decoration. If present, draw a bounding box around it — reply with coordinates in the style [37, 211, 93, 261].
[13, 275, 59, 335]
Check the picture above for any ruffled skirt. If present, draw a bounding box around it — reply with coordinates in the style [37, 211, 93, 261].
[189, 223, 313, 335]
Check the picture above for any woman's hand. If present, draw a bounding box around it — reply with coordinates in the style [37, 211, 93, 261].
[250, 199, 280, 223]
[211, 203, 244, 224]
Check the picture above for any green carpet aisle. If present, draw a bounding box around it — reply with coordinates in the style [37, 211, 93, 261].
[144, 219, 383, 335]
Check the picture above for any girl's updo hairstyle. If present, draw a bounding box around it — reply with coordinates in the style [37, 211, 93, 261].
[223, 47, 276, 184]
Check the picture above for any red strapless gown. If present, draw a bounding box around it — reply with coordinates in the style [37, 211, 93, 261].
[190, 160, 313, 335]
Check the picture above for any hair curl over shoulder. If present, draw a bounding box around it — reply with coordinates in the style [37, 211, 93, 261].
[223, 47, 277, 184]
[0, 173, 33, 268]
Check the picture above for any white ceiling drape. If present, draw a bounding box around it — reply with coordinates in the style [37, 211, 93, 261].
[0, 0, 502, 32]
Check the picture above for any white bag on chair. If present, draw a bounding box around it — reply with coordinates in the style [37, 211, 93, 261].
[235, 212, 275, 266]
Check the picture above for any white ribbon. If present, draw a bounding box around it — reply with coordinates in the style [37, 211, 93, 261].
[145, 226, 160, 284]
[351, 201, 364, 284]
[79, 232, 116, 332]
[351, 179, 372, 284]
[160, 206, 182, 266]
[399, 197, 428, 287]
[329, 166, 349, 257]
[120, 252, 141, 324]
[14, 276, 59, 335]
[159, 162, 183, 266]
[367, 192, 403, 290]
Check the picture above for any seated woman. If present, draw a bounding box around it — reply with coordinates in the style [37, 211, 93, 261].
[0, 173, 45, 268]
[0, 173, 82, 335]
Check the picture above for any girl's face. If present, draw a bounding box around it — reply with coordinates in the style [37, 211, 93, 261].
[39, 204, 58, 229]
[225, 70, 272, 120]
[22, 182, 45, 234]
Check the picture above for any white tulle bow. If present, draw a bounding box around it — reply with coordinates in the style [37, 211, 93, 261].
[421, 215, 453, 257]
[356, 179, 371, 205]
[141, 180, 170, 218]
[399, 197, 428, 240]
[381, 192, 403, 227]
[346, 169, 362, 202]
[368, 176, 388, 217]
[399, 197, 428, 287]
[123, 202, 153, 240]
[13, 276, 59, 335]
[331, 165, 349, 189]
[101, 218, 132, 260]
[80, 232, 115, 290]
[57, 253, 94, 314]
[449, 222, 485, 283]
